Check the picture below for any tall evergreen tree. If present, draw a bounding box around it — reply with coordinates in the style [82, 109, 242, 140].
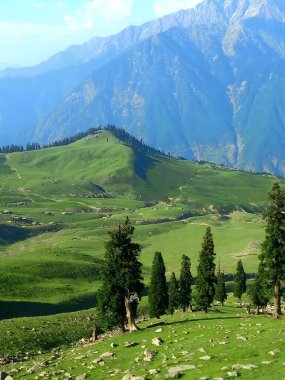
[195, 227, 216, 312]
[259, 182, 285, 318]
[179, 255, 193, 311]
[97, 217, 144, 332]
[168, 272, 179, 315]
[214, 265, 227, 306]
[233, 259, 247, 305]
[148, 252, 168, 318]
[248, 262, 271, 314]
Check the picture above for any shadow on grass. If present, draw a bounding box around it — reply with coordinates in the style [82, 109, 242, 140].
[0, 293, 96, 320]
[146, 314, 244, 329]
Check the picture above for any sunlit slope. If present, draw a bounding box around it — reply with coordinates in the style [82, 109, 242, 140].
[0, 131, 143, 198]
[0, 130, 280, 211]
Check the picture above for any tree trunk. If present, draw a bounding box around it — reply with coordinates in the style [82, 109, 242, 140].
[255, 306, 260, 315]
[274, 280, 282, 318]
[125, 297, 139, 331]
[92, 321, 98, 341]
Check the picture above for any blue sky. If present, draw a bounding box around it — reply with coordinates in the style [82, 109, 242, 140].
[0, 0, 202, 68]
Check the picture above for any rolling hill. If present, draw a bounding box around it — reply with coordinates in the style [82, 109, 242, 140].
[0, 128, 281, 317]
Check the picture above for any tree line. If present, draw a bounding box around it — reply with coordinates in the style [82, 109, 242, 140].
[0, 125, 166, 157]
[95, 182, 285, 334]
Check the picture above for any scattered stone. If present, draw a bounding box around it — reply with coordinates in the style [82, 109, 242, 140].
[232, 364, 243, 370]
[152, 337, 164, 346]
[165, 373, 180, 379]
[237, 335, 248, 341]
[75, 355, 86, 360]
[121, 375, 146, 380]
[261, 361, 271, 365]
[75, 375, 87, 380]
[99, 361, 105, 366]
[200, 377, 209, 380]
[242, 364, 258, 370]
[92, 358, 104, 364]
[111, 343, 119, 348]
[268, 349, 280, 356]
[200, 356, 212, 360]
[221, 366, 229, 371]
[149, 369, 159, 375]
[155, 328, 162, 333]
[5, 377, 14, 380]
[227, 372, 238, 377]
[100, 352, 115, 359]
[168, 365, 196, 376]
[197, 348, 206, 353]
[144, 349, 157, 362]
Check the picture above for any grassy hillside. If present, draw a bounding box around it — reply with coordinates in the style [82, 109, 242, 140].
[2, 300, 285, 379]
[0, 129, 282, 314]
[0, 130, 278, 207]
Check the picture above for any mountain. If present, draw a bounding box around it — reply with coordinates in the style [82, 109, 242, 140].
[1, 0, 285, 174]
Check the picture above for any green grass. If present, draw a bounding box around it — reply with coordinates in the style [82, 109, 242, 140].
[0, 130, 281, 310]
[2, 299, 285, 379]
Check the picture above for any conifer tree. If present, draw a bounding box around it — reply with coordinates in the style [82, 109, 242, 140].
[214, 266, 227, 306]
[168, 272, 179, 314]
[179, 255, 193, 311]
[233, 259, 246, 305]
[259, 182, 285, 318]
[195, 227, 216, 312]
[97, 217, 144, 332]
[148, 252, 168, 318]
[248, 262, 271, 314]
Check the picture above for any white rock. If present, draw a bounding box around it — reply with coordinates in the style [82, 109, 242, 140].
[227, 372, 238, 377]
[200, 356, 212, 360]
[152, 337, 164, 346]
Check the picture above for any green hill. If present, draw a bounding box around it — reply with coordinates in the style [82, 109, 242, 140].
[0, 129, 282, 315]
[0, 129, 278, 209]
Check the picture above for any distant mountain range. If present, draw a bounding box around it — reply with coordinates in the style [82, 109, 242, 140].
[1, 0, 285, 175]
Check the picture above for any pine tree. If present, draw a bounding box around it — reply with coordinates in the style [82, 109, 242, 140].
[214, 266, 227, 306]
[195, 227, 216, 312]
[179, 255, 193, 311]
[148, 252, 168, 318]
[168, 272, 179, 314]
[259, 182, 285, 318]
[248, 262, 271, 314]
[97, 217, 144, 332]
[233, 259, 246, 305]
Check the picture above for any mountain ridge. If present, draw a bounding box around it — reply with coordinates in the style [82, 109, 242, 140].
[1, 0, 285, 175]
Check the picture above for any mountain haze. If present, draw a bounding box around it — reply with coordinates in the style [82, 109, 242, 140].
[1, 0, 285, 174]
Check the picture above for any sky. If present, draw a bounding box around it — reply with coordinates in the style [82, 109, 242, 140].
[0, 0, 203, 68]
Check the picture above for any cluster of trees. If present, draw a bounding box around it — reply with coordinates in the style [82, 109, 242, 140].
[96, 182, 285, 333]
[0, 128, 101, 154]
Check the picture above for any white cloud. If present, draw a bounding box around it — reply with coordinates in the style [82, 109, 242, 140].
[154, 0, 203, 17]
[0, 21, 95, 66]
[64, 0, 134, 31]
